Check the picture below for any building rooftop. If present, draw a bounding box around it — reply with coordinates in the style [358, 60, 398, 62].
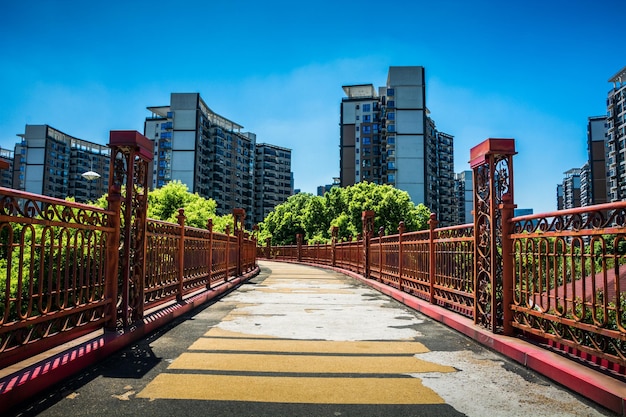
[342, 84, 377, 99]
[608, 65, 626, 85]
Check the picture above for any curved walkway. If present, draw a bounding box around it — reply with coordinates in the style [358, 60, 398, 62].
[4, 261, 617, 416]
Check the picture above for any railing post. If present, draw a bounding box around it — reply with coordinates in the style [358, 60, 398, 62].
[253, 224, 259, 266]
[207, 218, 213, 289]
[233, 208, 245, 277]
[108, 130, 153, 327]
[398, 221, 405, 291]
[177, 208, 186, 301]
[296, 233, 303, 262]
[378, 226, 384, 282]
[225, 225, 231, 280]
[331, 226, 338, 267]
[265, 237, 272, 259]
[104, 185, 121, 329]
[470, 138, 516, 332]
[428, 212, 438, 304]
[362, 211, 375, 279]
[500, 193, 516, 336]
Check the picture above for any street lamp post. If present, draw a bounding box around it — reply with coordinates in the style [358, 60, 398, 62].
[81, 158, 101, 201]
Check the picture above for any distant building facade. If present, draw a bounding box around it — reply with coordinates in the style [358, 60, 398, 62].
[254, 143, 293, 225]
[13, 124, 109, 202]
[0, 148, 14, 188]
[453, 170, 473, 225]
[557, 168, 582, 210]
[144, 93, 293, 227]
[317, 178, 340, 196]
[606, 66, 626, 202]
[339, 66, 455, 225]
[582, 115, 608, 206]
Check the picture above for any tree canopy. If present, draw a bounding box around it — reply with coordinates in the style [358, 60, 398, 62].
[94, 180, 234, 233]
[258, 182, 431, 245]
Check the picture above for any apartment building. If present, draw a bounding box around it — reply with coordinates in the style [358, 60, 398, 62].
[145, 93, 255, 225]
[254, 143, 292, 225]
[453, 170, 473, 225]
[13, 124, 109, 202]
[145, 93, 293, 227]
[581, 115, 608, 206]
[606, 66, 626, 201]
[340, 66, 456, 225]
[558, 168, 582, 210]
[0, 148, 14, 188]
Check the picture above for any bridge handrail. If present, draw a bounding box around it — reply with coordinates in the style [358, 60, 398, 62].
[0, 186, 257, 368]
[264, 202, 626, 371]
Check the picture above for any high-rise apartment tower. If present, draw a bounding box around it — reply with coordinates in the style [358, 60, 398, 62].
[14, 124, 109, 202]
[339, 66, 455, 225]
[145, 93, 293, 227]
[606, 66, 626, 201]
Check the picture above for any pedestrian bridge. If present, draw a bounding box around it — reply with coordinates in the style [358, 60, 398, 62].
[1, 261, 616, 416]
[1, 134, 626, 415]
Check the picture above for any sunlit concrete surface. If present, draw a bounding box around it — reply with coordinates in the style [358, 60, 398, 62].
[8, 261, 615, 416]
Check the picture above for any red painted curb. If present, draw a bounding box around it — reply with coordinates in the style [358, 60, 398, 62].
[0, 267, 259, 414]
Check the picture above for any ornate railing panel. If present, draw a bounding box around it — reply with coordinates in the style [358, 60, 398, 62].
[400, 230, 430, 299]
[433, 224, 475, 317]
[145, 219, 180, 308]
[378, 234, 401, 288]
[0, 189, 114, 363]
[183, 226, 212, 291]
[510, 202, 626, 366]
[335, 241, 361, 273]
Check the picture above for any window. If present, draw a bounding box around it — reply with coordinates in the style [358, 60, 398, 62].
[363, 115, 371, 122]
[362, 137, 371, 145]
[387, 88, 394, 96]
[363, 104, 371, 112]
[387, 100, 395, 108]
[387, 174, 395, 182]
[387, 161, 395, 169]
[362, 126, 371, 134]
[356, 115, 360, 120]
[387, 112, 395, 120]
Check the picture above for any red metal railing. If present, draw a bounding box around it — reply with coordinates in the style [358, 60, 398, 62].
[0, 187, 257, 368]
[264, 202, 626, 369]
[509, 201, 626, 368]
[0, 189, 114, 366]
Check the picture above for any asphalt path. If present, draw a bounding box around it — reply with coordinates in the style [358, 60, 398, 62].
[7, 261, 616, 417]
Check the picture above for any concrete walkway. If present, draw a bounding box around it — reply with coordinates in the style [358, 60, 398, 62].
[4, 261, 618, 416]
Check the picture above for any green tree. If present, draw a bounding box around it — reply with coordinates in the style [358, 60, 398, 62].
[258, 182, 431, 245]
[93, 180, 234, 233]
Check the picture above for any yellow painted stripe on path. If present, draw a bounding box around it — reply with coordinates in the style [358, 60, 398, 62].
[191, 337, 430, 354]
[169, 352, 455, 374]
[205, 328, 278, 339]
[255, 288, 354, 294]
[136, 374, 445, 404]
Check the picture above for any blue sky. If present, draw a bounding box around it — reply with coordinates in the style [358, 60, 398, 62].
[2, 0, 624, 214]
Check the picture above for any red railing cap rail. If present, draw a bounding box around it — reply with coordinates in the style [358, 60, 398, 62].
[469, 138, 516, 168]
[0, 186, 113, 215]
[109, 130, 154, 161]
[511, 200, 626, 223]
